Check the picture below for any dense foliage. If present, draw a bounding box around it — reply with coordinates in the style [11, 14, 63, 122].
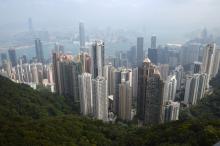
[0, 75, 219, 146]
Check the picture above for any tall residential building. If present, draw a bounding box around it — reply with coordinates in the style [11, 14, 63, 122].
[211, 48, 220, 78]
[79, 22, 86, 51]
[90, 40, 105, 78]
[163, 75, 177, 103]
[35, 39, 44, 63]
[184, 73, 206, 105]
[8, 48, 17, 67]
[158, 64, 169, 81]
[192, 61, 202, 74]
[202, 43, 216, 87]
[137, 58, 164, 124]
[136, 37, 144, 67]
[162, 101, 180, 123]
[92, 76, 108, 121]
[78, 52, 91, 73]
[103, 64, 115, 95]
[174, 65, 184, 91]
[151, 35, 157, 49]
[78, 73, 93, 116]
[53, 53, 82, 102]
[132, 67, 138, 107]
[119, 81, 132, 121]
[112, 69, 122, 113]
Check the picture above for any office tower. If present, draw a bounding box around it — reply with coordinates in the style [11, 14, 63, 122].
[163, 75, 177, 103]
[119, 81, 132, 121]
[35, 39, 44, 63]
[151, 35, 157, 49]
[158, 64, 169, 81]
[92, 76, 108, 121]
[79, 52, 91, 73]
[202, 43, 216, 85]
[148, 48, 158, 65]
[162, 101, 180, 123]
[78, 73, 93, 116]
[8, 48, 17, 67]
[211, 48, 220, 78]
[137, 58, 164, 124]
[192, 61, 202, 74]
[174, 65, 184, 91]
[184, 74, 206, 105]
[36, 63, 44, 83]
[28, 17, 33, 32]
[136, 37, 144, 67]
[1, 53, 7, 63]
[90, 40, 105, 78]
[79, 22, 86, 51]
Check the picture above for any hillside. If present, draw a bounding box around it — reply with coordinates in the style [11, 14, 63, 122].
[0, 75, 219, 146]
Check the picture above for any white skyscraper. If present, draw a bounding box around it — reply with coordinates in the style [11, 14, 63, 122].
[211, 48, 220, 78]
[162, 100, 180, 123]
[202, 43, 216, 87]
[174, 65, 184, 91]
[163, 75, 177, 103]
[90, 40, 105, 78]
[92, 76, 108, 121]
[79, 73, 93, 116]
[184, 73, 206, 105]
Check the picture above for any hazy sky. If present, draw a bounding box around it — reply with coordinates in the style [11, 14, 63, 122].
[0, 0, 220, 42]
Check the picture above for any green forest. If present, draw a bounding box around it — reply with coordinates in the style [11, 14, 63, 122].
[0, 74, 219, 146]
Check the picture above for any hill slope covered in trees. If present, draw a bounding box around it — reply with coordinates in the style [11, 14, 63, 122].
[0, 75, 219, 146]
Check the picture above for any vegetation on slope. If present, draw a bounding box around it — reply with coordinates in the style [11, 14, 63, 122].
[0, 75, 219, 146]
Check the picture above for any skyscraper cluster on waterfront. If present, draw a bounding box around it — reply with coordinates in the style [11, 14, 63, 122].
[0, 23, 219, 125]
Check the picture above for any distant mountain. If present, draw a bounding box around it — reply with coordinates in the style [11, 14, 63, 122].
[0, 75, 219, 146]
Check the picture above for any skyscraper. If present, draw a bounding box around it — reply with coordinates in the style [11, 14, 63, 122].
[79, 22, 85, 52]
[136, 37, 144, 67]
[174, 65, 184, 91]
[78, 73, 93, 116]
[35, 39, 44, 63]
[192, 61, 202, 74]
[90, 40, 105, 78]
[202, 43, 216, 87]
[137, 58, 164, 124]
[119, 80, 132, 121]
[151, 35, 157, 49]
[8, 48, 17, 67]
[148, 48, 158, 65]
[162, 101, 180, 123]
[92, 76, 108, 121]
[211, 48, 220, 78]
[183, 73, 206, 105]
[163, 75, 177, 103]
[53, 53, 82, 102]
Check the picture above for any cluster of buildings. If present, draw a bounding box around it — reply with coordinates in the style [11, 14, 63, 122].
[1, 23, 219, 125]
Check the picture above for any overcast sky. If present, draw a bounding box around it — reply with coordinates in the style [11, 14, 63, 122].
[0, 0, 220, 42]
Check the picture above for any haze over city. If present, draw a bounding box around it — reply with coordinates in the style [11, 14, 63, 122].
[0, 0, 220, 145]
